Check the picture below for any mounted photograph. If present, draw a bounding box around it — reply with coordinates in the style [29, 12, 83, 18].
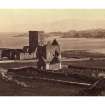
[0, 9, 105, 96]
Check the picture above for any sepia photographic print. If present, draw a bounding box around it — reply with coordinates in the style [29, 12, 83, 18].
[0, 9, 105, 96]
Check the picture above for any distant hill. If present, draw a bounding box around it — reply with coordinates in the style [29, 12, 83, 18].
[0, 32, 51, 49]
[60, 29, 105, 38]
[0, 29, 105, 49]
[0, 32, 28, 49]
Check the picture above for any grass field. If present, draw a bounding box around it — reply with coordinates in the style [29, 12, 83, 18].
[0, 50, 105, 96]
[0, 75, 87, 96]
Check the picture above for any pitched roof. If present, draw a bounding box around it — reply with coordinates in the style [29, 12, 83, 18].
[52, 39, 59, 45]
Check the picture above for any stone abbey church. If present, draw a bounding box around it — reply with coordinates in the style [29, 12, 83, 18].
[0, 31, 61, 70]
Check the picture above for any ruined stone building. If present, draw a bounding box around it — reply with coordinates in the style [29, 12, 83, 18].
[0, 30, 62, 70]
[46, 39, 61, 70]
[20, 31, 45, 60]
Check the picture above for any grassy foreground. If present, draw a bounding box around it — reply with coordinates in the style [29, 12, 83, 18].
[0, 50, 104, 96]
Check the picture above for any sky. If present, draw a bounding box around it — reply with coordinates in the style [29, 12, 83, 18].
[0, 9, 105, 33]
